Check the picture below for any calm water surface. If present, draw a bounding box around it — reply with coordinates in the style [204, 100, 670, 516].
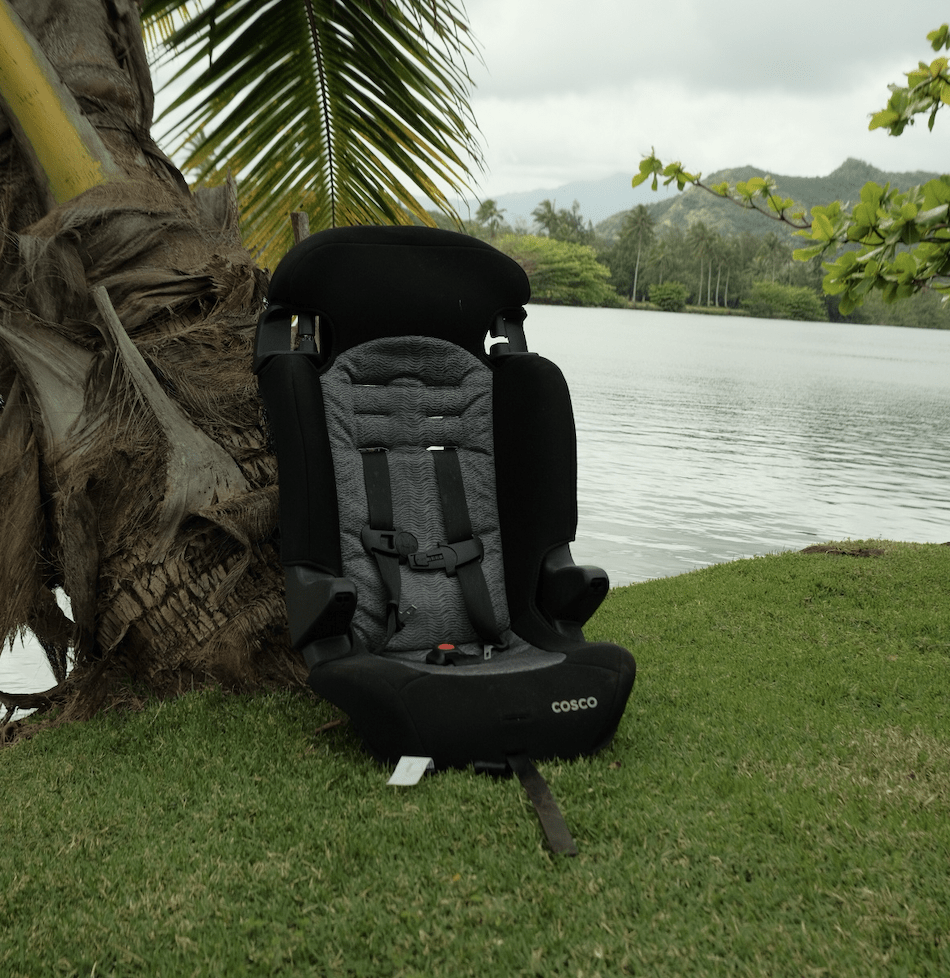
[528, 305, 950, 584]
[3, 307, 949, 694]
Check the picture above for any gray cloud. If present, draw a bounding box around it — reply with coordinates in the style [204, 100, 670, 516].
[461, 0, 950, 197]
[466, 0, 938, 97]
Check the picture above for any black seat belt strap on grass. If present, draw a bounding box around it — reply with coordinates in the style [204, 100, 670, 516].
[507, 752, 578, 856]
[429, 448, 503, 645]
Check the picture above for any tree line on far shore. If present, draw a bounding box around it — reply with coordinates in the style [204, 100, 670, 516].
[437, 199, 950, 329]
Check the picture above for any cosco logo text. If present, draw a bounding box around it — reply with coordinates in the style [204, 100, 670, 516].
[551, 697, 598, 713]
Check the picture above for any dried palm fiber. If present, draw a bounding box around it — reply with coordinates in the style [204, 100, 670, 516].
[0, 0, 302, 736]
[1, 184, 302, 733]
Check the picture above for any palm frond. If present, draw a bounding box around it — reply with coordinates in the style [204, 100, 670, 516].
[141, 1, 200, 50]
[141, 0, 482, 265]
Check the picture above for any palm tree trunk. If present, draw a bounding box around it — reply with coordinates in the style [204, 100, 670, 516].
[0, 1, 126, 206]
[631, 240, 641, 305]
[0, 0, 299, 726]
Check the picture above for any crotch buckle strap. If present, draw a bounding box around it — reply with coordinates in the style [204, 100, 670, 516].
[408, 536, 483, 576]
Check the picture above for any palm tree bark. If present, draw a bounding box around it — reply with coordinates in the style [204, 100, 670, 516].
[0, 0, 299, 732]
[631, 242, 641, 306]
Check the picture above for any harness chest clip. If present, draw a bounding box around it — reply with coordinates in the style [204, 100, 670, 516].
[408, 537, 483, 577]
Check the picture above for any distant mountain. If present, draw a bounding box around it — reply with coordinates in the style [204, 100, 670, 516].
[595, 158, 944, 242]
[462, 171, 680, 227]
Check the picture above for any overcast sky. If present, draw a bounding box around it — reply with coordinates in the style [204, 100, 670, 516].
[461, 0, 950, 198]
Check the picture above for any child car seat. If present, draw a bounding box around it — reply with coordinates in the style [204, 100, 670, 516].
[254, 226, 635, 847]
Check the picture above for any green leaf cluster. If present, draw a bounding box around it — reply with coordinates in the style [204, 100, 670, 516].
[797, 177, 950, 314]
[648, 281, 689, 312]
[634, 154, 809, 229]
[493, 234, 622, 307]
[734, 177, 801, 221]
[743, 281, 828, 322]
[869, 26, 950, 135]
[632, 152, 700, 192]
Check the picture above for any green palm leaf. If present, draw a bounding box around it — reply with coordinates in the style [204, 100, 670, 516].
[142, 0, 482, 265]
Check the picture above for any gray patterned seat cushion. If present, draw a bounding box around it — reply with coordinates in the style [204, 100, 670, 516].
[320, 335, 510, 653]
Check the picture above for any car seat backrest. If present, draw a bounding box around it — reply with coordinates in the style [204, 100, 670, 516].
[320, 334, 509, 653]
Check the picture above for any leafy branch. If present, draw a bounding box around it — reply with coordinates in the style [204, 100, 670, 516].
[632, 156, 809, 228]
[632, 24, 950, 316]
[869, 25, 950, 135]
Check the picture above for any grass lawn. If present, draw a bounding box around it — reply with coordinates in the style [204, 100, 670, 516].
[2, 540, 949, 977]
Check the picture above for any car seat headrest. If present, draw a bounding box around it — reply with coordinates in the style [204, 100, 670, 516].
[266, 225, 531, 358]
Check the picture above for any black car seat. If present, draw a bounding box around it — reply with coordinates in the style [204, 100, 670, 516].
[254, 225, 635, 851]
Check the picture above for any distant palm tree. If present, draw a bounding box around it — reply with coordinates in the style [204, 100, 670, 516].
[531, 199, 560, 237]
[475, 199, 507, 238]
[649, 236, 676, 286]
[531, 199, 593, 245]
[618, 206, 655, 304]
[688, 222, 719, 306]
[754, 233, 794, 283]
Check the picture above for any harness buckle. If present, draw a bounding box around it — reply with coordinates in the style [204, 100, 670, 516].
[361, 526, 418, 559]
[408, 537, 483, 577]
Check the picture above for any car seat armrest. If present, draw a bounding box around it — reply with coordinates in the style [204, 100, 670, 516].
[538, 545, 609, 637]
[285, 566, 358, 668]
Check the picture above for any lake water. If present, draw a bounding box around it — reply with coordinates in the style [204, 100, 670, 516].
[3, 306, 949, 697]
[527, 305, 950, 584]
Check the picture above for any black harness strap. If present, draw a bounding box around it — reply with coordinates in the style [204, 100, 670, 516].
[360, 449, 416, 643]
[427, 448, 503, 645]
[361, 448, 394, 529]
[507, 752, 578, 856]
[360, 446, 502, 648]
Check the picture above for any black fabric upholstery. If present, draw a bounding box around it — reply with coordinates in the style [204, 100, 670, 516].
[267, 225, 531, 359]
[314, 642, 635, 768]
[493, 352, 579, 645]
[256, 355, 340, 572]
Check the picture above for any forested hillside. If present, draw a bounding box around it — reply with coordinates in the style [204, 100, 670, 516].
[436, 159, 950, 326]
[596, 159, 943, 242]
